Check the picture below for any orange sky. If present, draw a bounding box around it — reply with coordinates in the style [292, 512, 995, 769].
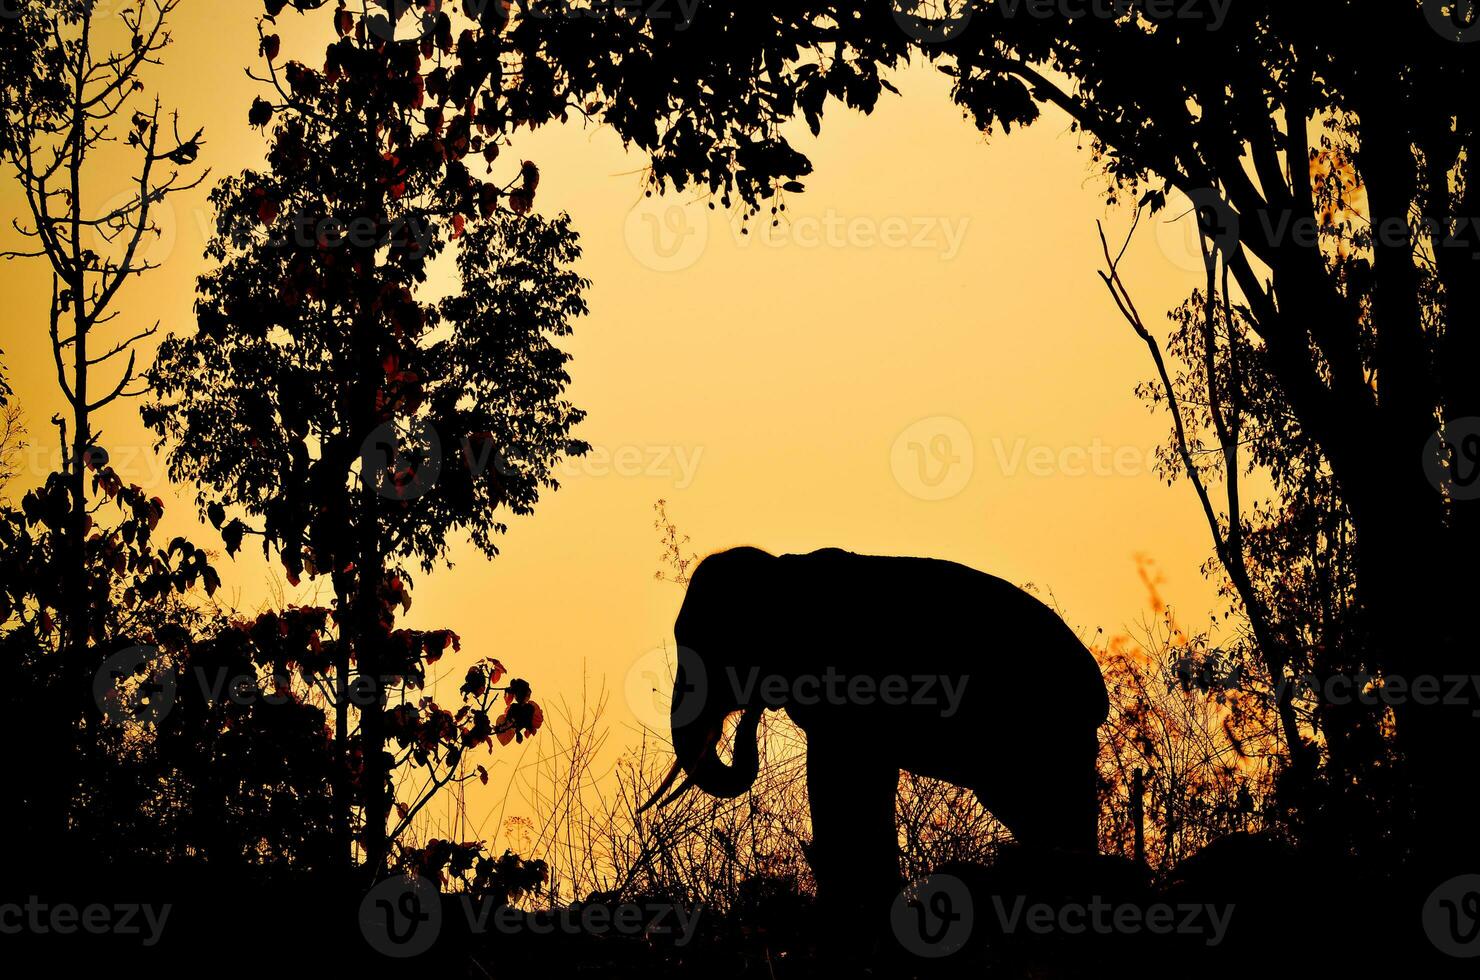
[0, 3, 1231, 841]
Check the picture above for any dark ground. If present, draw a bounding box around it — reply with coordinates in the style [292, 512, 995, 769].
[0, 835, 1462, 977]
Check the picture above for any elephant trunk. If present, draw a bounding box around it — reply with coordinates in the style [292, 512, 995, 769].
[685, 705, 763, 798]
[639, 705, 762, 813]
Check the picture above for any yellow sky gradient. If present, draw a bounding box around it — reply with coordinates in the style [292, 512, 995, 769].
[0, 3, 1230, 839]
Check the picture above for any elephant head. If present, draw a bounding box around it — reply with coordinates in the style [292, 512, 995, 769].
[639, 547, 776, 812]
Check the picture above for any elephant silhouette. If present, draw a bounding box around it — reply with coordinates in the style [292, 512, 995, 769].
[640, 547, 1110, 939]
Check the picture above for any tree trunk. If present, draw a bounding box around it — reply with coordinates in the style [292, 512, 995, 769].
[354, 337, 391, 881]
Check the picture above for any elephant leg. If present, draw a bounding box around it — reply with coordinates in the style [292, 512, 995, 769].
[806, 735, 900, 942]
[977, 733, 1100, 852]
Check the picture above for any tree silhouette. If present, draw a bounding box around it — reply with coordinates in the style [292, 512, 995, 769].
[1102, 214, 1402, 858]
[145, 0, 587, 877]
[0, 0, 213, 866]
[0, 388, 222, 875]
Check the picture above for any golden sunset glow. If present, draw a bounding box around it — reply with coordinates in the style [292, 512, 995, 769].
[5, 3, 1475, 975]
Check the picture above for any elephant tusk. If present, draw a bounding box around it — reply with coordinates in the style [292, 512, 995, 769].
[651, 773, 698, 812]
[637, 758, 686, 814]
